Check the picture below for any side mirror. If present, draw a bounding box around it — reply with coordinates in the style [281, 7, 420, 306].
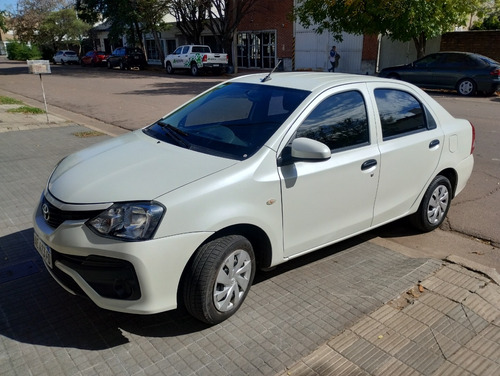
[277, 138, 331, 166]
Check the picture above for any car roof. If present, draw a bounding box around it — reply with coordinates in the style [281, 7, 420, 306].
[229, 72, 400, 93]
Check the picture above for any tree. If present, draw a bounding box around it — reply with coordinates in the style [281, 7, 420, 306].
[294, 0, 487, 58]
[167, 0, 208, 45]
[472, 0, 500, 29]
[10, 0, 69, 44]
[204, 0, 257, 64]
[38, 8, 91, 52]
[136, 0, 171, 63]
[1, 11, 8, 33]
[77, 0, 171, 61]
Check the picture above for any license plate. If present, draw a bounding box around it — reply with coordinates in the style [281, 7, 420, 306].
[34, 233, 52, 269]
[213, 64, 219, 67]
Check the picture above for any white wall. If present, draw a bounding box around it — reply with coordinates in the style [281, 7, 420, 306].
[294, 23, 364, 74]
[377, 36, 441, 71]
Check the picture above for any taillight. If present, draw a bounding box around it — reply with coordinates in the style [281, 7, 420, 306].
[202, 54, 207, 62]
[470, 122, 476, 154]
[490, 68, 500, 77]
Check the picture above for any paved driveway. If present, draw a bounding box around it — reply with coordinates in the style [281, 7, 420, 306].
[0, 121, 438, 375]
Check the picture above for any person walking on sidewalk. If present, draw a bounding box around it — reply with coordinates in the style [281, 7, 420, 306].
[328, 46, 340, 72]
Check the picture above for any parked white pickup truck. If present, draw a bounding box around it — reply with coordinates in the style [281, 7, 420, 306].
[164, 45, 228, 76]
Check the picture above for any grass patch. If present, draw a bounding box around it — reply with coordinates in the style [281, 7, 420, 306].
[73, 130, 105, 138]
[0, 96, 24, 105]
[7, 106, 45, 114]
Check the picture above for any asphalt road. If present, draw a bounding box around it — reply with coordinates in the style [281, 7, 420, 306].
[1, 57, 499, 270]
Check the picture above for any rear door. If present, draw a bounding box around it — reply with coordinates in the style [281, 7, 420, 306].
[368, 83, 444, 226]
[279, 85, 380, 257]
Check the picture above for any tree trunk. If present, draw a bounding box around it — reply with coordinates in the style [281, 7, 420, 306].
[412, 32, 427, 59]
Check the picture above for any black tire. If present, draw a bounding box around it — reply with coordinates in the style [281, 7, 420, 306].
[190, 63, 199, 76]
[166, 62, 174, 74]
[387, 73, 400, 80]
[457, 78, 476, 96]
[119, 61, 125, 70]
[183, 235, 255, 324]
[107, 61, 112, 69]
[411, 175, 452, 232]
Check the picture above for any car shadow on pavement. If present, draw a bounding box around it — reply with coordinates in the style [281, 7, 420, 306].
[0, 220, 421, 349]
[0, 228, 212, 350]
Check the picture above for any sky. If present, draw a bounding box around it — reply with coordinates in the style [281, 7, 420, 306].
[0, 0, 18, 12]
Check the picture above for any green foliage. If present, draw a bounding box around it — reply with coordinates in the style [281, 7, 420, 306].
[6, 42, 42, 60]
[472, 0, 500, 29]
[0, 10, 8, 33]
[294, 0, 487, 57]
[0, 96, 24, 105]
[38, 8, 91, 49]
[7, 105, 45, 114]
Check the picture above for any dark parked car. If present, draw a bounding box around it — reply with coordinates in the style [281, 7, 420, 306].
[81, 50, 109, 67]
[107, 47, 147, 70]
[379, 51, 500, 96]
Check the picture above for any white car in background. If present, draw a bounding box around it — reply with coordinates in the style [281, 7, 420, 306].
[33, 73, 475, 324]
[52, 50, 79, 65]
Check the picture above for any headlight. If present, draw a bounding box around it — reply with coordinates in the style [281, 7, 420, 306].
[87, 202, 165, 241]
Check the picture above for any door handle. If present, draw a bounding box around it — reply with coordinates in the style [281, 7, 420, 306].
[361, 159, 377, 171]
[429, 139, 440, 149]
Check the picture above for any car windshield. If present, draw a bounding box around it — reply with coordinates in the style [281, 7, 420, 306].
[143, 82, 310, 160]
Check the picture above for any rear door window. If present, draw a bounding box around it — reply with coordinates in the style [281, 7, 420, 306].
[374, 89, 435, 140]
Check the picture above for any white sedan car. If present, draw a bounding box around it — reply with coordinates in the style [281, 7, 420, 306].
[33, 73, 475, 324]
[52, 50, 79, 65]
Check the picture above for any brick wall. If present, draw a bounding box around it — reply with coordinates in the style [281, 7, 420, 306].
[441, 31, 500, 62]
[239, 0, 294, 59]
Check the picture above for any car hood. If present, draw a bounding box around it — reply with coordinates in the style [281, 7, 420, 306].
[48, 131, 237, 204]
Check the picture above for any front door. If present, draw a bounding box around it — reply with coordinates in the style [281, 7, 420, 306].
[280, 88, 380, 258]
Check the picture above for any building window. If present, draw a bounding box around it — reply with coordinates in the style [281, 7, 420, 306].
[237, 31, 276, 69]
[146, 39, 159, 61]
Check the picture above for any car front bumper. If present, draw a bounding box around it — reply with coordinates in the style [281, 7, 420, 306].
[33, 198, 211, 314]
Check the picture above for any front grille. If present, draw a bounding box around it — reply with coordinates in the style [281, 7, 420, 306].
[42, 197, 103, 229]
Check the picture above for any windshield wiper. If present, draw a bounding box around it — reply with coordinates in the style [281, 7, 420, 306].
[157, 121, 190, 148]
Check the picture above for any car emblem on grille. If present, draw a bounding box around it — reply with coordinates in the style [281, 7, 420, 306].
[42, 203, 50, 222]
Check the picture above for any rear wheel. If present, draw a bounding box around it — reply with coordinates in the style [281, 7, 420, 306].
[119, 61, 125, 70]
[411, 175, 452, 232]
[457, 78, 476, 96]
[190, 63, 199, 76]
[107, 61, 112, 69]
[183, 235, 255, 324]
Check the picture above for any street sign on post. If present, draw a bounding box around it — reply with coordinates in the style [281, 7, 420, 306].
[27, 60, 51, 123]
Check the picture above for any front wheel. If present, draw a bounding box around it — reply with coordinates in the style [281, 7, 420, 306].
[411, 175, 452, 232]
[183, 235, 255, 324]
[457, 78, 476, 96]
[107, 61, 112, 69]
[165, 62, 174, 74]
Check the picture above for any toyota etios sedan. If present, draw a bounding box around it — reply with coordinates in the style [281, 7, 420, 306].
[34, 73, 475, 324]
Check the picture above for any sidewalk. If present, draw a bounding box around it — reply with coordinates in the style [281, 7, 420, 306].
[0, 101, 499, 376]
